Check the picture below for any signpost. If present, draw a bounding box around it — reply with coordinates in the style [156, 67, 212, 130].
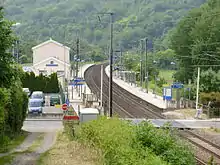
[62, 105, 79, 123]
[62, 103, 68, 111]
[171, 82, 184, 109]
[171, 82, 184, 89]
[65, 98, 70, 106]
[69, 78, 86, 86]
[163, 87, 172, 101]
[163, 87, 172, 109]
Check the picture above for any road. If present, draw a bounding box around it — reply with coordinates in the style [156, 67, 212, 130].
[22, 120, 63, 132]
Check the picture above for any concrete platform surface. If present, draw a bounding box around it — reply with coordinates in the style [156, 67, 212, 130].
[121, 118, 220, 129]
[105, 65, 166, 109]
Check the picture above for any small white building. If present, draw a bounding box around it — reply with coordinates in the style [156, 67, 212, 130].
[31, 38, 71, 80]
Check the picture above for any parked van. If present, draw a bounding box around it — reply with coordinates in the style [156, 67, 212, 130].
[28, 99, 43, 114]
[30, 91, 45, 105]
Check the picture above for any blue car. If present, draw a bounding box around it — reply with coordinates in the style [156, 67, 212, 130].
[28, 99, 43, 114]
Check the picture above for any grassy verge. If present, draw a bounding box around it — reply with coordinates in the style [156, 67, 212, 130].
[0, 154, 15, 165]
[26, 133, 45, 152]
[76, 117, 196, 165]
[36, 130, 101, 165]
[0, 131, 29, 153]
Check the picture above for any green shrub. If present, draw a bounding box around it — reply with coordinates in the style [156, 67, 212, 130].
[136, 122, 195, 165]
[21, 72, 60, 93]
[74, 117, 196, 165]
[76, 117, 169, 165]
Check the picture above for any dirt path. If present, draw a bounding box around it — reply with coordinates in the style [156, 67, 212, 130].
[0, 132, 41, 158]
[9, 132, 57, 165]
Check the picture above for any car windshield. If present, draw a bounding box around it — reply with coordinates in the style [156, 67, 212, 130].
[31, 94, 42, 99]
[29, 101, 42, 107]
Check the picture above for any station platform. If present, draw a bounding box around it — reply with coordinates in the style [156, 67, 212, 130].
[121, 118, 220, 129]
[105, 66, 167, 109]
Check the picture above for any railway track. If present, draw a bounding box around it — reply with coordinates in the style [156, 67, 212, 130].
[84, 64, 220, 165]
[85, 64, 164, 118]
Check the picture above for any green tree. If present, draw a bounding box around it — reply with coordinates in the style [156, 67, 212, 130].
[0, 7, 16, 88]
[170, 0, 220, 84]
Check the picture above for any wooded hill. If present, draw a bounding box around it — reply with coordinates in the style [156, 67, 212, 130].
[3, 0, 206, 62]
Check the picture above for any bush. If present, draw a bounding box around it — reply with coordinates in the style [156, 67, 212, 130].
[21, 72, 60, 93]
[0, 84, 28, 150]
[136, 122, 195, 165]
[75, 117, 195, 165]
[200, 92, 220, 107]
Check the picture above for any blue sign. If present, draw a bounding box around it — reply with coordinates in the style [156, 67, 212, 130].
[69, 78, 85, 86]
[163, 87, 172, 100]
[186, 88, 191, 91]
[46, 64, 58, 66]
[171, 82, 184, 89]
[66, 98, 70, 106]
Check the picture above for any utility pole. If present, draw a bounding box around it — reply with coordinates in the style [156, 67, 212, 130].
[140, 40, 143, 89]
[120, 48, 122, 70]
[195, 67, 200, 110]
[100, 64, 103, 115]
[109, 12, 113, 117]
[63, 31, 67, 101]
[98, 12, 114, 117]
[76, 38, 79, 78]
[145, 38, 149, 93]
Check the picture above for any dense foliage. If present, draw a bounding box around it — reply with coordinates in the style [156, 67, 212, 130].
[75, 117, 195, 165]
[0, 7, 28, 152]
[170, 0, 220, 85]
[3, 0, 206, 63]
[21, 72, 60, 93]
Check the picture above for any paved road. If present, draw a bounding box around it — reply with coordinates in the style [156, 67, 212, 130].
[22, 120, 63, 132]
[43, 106, 62, 114]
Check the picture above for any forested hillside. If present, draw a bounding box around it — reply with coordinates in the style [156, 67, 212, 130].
[3, 0, 206, 61]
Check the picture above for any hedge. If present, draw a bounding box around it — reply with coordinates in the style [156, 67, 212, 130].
[0, 82, 28, 152]
[21, 72, 60, 93]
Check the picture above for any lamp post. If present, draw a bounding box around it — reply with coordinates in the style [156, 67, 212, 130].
[98, 12, 114, 117]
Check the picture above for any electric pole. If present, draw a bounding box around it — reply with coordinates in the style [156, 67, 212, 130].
[195, 67, 200, 110]
[120, 48, 122, 70]
[145, 38, 149, 93]
[140, 40, 143, 89]
[109, 12, 113, 117]
[76, 37, 79, 78]
[98, 12, 114, 117]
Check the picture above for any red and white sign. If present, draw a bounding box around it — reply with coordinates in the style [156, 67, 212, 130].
[63, 115, 79, 120]
[62, 103, 68, 111]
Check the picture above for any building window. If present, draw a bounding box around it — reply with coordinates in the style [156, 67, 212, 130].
[50, 61, 54, 64]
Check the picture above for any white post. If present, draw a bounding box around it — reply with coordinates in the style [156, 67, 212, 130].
[196, 67, 200, 110]
[100, 65, 103, 108]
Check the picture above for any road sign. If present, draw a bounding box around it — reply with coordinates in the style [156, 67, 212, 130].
[65, 98, 70, 106]
[62, 103, 68, 111]
[171, 82, 184, 89]
[163, 87, 172, 100]
[69, 78, 86, 86]
[63, 105, 79, 121]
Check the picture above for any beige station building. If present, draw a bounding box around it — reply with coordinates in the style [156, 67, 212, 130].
[30, 38, 71, 83]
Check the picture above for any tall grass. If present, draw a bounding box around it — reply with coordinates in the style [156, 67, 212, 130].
[74, 117, 195, 165]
